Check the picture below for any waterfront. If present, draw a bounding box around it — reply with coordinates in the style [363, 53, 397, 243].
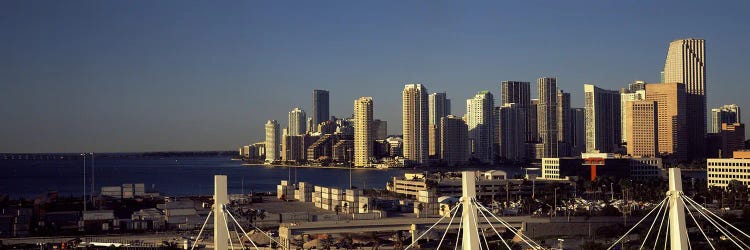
[0, 156, 529, 199]
[0, 156, 400, 199]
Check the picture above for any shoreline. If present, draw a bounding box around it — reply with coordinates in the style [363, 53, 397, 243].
[241, 163, 401, 170]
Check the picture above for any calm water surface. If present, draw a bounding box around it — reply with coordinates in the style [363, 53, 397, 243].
[0, 156, 412, 199]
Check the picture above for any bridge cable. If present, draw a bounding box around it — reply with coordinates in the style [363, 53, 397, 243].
[606, 197, 668, 250]
[682, 196, 742, 248]
[680, 196, 714, 250]
[403, 203, 460, 250]
[223, 211, 235, 250]
[663, 210, 670, 250]
[473, 198, 541, 249]
[454, 209, 463, 250]
[683, 195, 750, 242]
[479, 221, 491, 250]
[190, 210, 213, 250]
[436, 203, 462, 250]
[475, 199, 539, 249]
[223, 206, 260, 250]
[473, 199, 512, 250]
[474, 199, 540, 248]
[653, 198, 670, 250]
[639, 198, 668, 250]
[226, 205, 285, 248]
[682, 196, 748, 249]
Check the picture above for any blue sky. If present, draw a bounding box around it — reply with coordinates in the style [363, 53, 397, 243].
[1, 1, 749, 153]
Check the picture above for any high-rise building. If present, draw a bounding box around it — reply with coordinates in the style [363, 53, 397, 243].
[466, 91, 495, 163]
[711, 104, 741, 133]
[719, 123, 745, 158]
[557, 90, 571, 156]
[584, 84, 621, 153]
[282, 135, 319, 162]
[645, 83, 688, 161]
[402, 84, 429, 165]
[306, 117, 314, 134]
[428, 93, 451, 126]
[620, 87, 646, 143]
[428, 93, 450, 158]
[440, 115, 469, 166]
[529, 99, 539, 143]
[288, 107, 306, 136]
[624, 101, 658, 157]
[312, 90, 330, 131]
[265, 120, 281, 162]
[537, 78, 558, 158]
[499, 103, 526, 161]
[570, 108, 586, 156]
[663, 38, 706, 160]
[501, 81, 532, 142]
[354, 97, 374, 167]
[372, 119, 388, 140]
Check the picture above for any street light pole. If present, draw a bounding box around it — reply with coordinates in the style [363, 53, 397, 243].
[91, 152, 95, 206]
[554, 187, 558, 217]
[348, 148, 353, 189]
[81, 153, 86, 214]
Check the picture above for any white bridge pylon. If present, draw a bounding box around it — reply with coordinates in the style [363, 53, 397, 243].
[405, 171, 542, 250]
[215, 175, 230, 250]
[667, 168, 688, 250]
[610, 168, 750, 250]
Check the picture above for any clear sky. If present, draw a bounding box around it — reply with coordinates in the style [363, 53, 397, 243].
[2, 1, 749, 153]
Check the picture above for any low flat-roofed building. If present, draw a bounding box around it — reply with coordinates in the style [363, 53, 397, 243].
[389, 171, 540, 199]
[542, 153, 663, 181]
[707, 151, 750, 188]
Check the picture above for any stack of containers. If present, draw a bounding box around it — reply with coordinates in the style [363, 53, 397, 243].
[122, 184, 135, 199]
[321, 187, 331, 210]
[313, 186, 322, 208]
[415, 190, 438, 216]
[358, 196, 372, 213]
[295, 182, 313, 202]
[277, 180, 294, 200]
[343, 189, 363, 214]
[134, 183, 146, 196]
[330, 188, 343, 211]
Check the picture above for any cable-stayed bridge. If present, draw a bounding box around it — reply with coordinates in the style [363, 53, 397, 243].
[198, 169, 749, 250]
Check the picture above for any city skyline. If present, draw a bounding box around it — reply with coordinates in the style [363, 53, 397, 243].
[3, 1, 750, 153]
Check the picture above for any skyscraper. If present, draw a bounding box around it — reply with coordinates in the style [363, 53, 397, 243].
[288, 107, 306, 136]
[372, 119, 388, 140]
[466, 91, 495, 164]
[584, 84, 621, 153]
[354, 97, 373, 167]
[663, 38, 706, 159]
[620, 87, 646, 143]
[711, 104, 741, 133]
[441, 115, 469, 166]
[625, 101, 658, 157]
[428, 93, 451, 158]
[501, 81, 532, 142]
[529, 99, 539, 143]
[557, 89, 571, 156]
[646, 82, 688, 161]
[428, 93, 451, 126]
[402, 84, 429, 165]
[537, 77, 558, 158]
[312, 90, 330, 131]
[499, 103, 526, 161]
[570, 108, 586, 156]
[265, 120, 281, 162]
